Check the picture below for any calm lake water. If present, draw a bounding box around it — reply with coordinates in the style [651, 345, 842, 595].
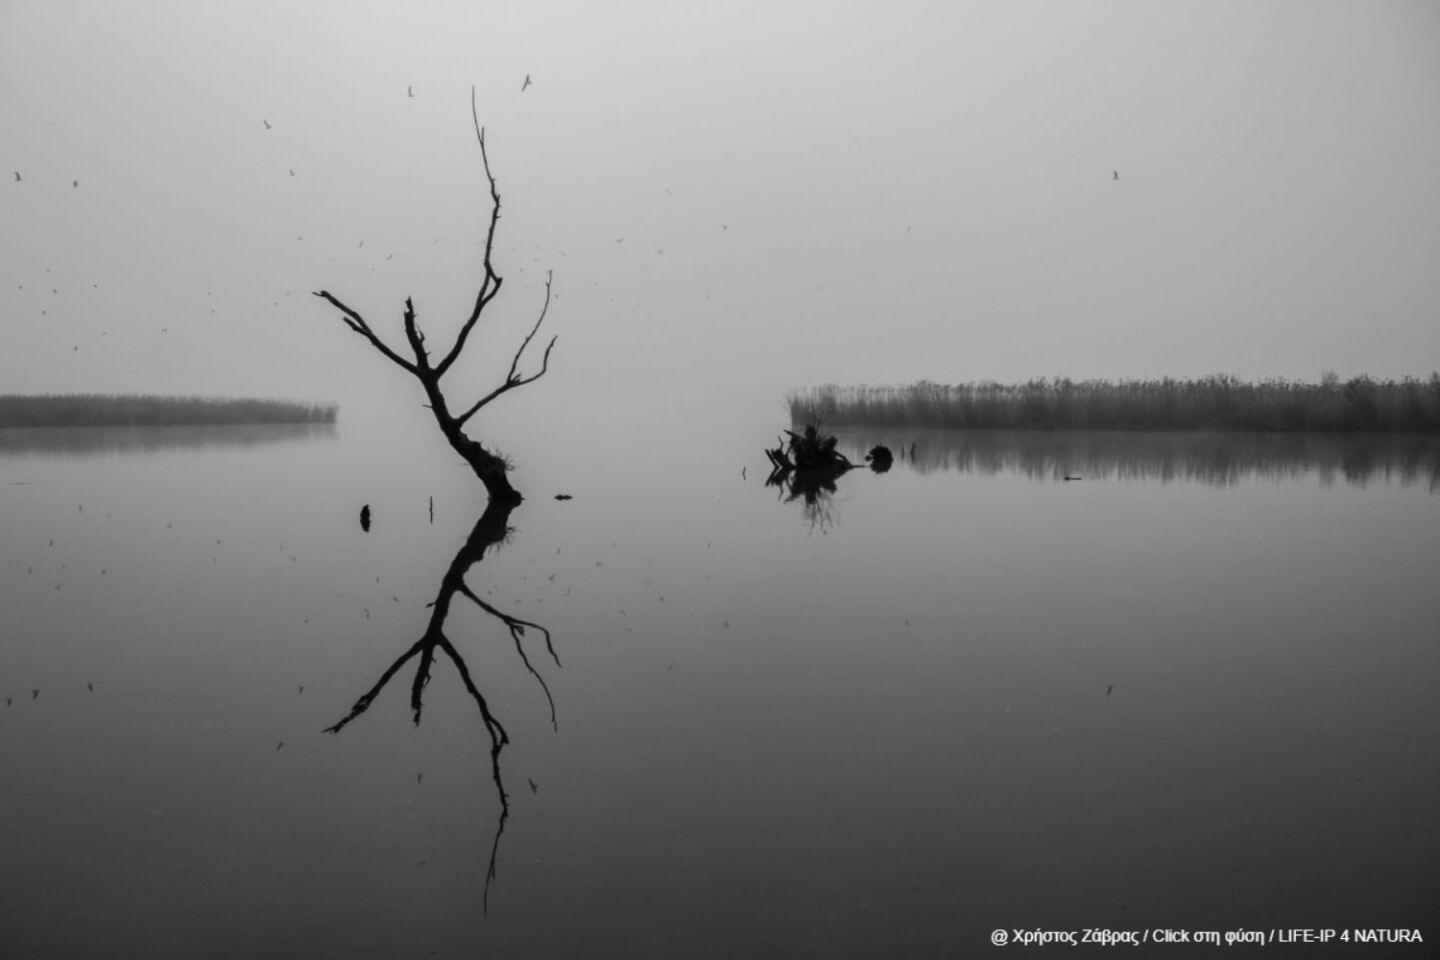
[2, 423, 1437, 958]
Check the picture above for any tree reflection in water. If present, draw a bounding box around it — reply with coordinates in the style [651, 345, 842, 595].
[765, 467, 842, 532]
[324, 498, 558, 914]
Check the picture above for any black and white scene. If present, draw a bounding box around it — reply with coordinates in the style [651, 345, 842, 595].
[2, 1, 1437, 956]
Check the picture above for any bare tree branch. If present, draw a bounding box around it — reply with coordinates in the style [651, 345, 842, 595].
[455, 272, 558, 427]
[504, 271, 555, 384]
[411, 639, 437, 723]
[312, 290, 418, 374]
[435, 87, 505, 379]
[322, 637, 428, 734]
[438, 634, 511, 755]
[400, 297, 432, 371]
[465, 584, 560, 731]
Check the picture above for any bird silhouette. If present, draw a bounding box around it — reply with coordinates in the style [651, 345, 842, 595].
[289, 169, 295, 177]
[13, 171, 19, 181]
[528, 778, 538, 794]
[72, 180, 78, 188]
[407, 85, 414, 98]
[263, 119, 272, 129]
[521, 74, 532, 92]
[1113, 170, 1119, 180]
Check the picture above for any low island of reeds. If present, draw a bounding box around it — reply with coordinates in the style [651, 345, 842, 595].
[790, 375, 1440, 434]
[0, 394, 338, 429]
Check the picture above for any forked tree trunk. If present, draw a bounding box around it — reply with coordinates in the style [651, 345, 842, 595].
[418, 374, 522, 504]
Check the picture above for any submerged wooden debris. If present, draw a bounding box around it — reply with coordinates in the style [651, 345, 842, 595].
[765, 423, 855, 483]
[764, 424, 893, 517]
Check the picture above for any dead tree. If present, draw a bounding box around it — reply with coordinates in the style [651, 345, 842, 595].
[313, 89, 556, 506]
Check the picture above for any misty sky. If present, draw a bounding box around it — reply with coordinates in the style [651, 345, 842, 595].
[3, 0, 1438, 438]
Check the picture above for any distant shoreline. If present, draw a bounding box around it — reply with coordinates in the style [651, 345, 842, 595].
[790, 375, 1440, 434]
[0, 394, 338, 428]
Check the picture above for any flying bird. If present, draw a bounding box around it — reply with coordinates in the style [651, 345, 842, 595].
[1113, 170, 1119, 180]
[72, 180, 78, 188]
[407, 85, 414, 98]
[13, 171, 19, 181]
[289, 169, 295, 177]
[263, 119, 272, 129]
[521, 74, 531, 92]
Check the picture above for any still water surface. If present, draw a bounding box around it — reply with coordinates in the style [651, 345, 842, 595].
[2, 424, 1437, 957]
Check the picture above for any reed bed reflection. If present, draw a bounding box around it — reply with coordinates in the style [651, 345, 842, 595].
[0, 423, 337, 458]
[793, 375, 1440, 434]
[829, 428, 1440, 490]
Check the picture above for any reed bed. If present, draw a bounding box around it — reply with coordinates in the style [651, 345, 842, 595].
[0, 393, 338, 428]
[790, 375, 1440, 433]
